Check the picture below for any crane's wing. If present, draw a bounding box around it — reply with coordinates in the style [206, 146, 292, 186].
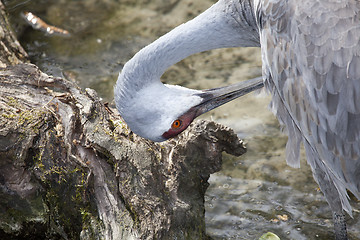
[258, 0, 360, 214]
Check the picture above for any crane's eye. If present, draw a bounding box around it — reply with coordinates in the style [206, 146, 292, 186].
[172, 119, 182, 129]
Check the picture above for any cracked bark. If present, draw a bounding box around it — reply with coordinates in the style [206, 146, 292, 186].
[0, 1, 246, 239]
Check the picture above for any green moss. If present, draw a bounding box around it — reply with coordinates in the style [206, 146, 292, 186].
[1, 113, 16, 119]
[5, 102, 49, 137]
[80, 207, 91, 224]
[4, 96, 49, 131]
[6, 96, 20, 108]
[40, 165, 93, 238]
[97, 119, 129, 143]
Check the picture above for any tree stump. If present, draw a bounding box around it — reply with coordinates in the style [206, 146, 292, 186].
[0, 2, 246, 239]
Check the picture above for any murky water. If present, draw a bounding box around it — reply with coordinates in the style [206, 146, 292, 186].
[5, 0, 360, 239]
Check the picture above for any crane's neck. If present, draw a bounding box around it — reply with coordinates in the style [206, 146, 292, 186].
[117, 0, 259, 91]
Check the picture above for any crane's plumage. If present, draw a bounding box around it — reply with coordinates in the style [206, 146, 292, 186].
[115, 0, 360, 239]
[259, 0, 360, 216]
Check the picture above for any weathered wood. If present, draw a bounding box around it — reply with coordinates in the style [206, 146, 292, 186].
[0, 2, 246, 239]
[0, 2, 28, 67]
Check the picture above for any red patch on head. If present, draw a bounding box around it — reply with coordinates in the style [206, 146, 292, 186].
[162, 108, 197, 139]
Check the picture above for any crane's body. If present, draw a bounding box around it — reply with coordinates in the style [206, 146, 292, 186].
[261, 0, 360, 237]
[115, 0, 360, 239]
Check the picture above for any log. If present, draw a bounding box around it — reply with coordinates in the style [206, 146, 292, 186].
[0, 2, 246, 239]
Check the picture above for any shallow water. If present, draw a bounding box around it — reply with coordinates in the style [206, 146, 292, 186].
[5, 0, 360, 239]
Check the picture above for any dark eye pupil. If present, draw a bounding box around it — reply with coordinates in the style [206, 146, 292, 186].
[173, 120, 181, 128]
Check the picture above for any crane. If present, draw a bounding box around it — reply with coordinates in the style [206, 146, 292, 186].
[115, 1, 360, 239]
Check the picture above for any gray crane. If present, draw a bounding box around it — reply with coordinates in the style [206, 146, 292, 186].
[115, 0, 360, 239]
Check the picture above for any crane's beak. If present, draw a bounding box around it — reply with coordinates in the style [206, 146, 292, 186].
[194, 76, 264, 117]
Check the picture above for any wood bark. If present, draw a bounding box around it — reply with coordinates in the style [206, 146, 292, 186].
[0, 2, 246, 239]
[0, 2, 28, 67]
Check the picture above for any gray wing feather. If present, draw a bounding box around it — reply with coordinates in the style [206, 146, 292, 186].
[259, 0, 360, 215]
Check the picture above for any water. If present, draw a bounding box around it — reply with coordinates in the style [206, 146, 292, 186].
[5, 0, 360, 239]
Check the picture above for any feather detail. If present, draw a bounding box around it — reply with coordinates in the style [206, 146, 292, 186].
[260, 0, 360, 214]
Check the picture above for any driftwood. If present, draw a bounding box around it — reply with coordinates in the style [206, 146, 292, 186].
[0, 2, 246, 240]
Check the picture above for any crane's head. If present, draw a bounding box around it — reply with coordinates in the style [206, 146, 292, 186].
[115, 81, 200, 142]
[115, 74, 263, 142]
